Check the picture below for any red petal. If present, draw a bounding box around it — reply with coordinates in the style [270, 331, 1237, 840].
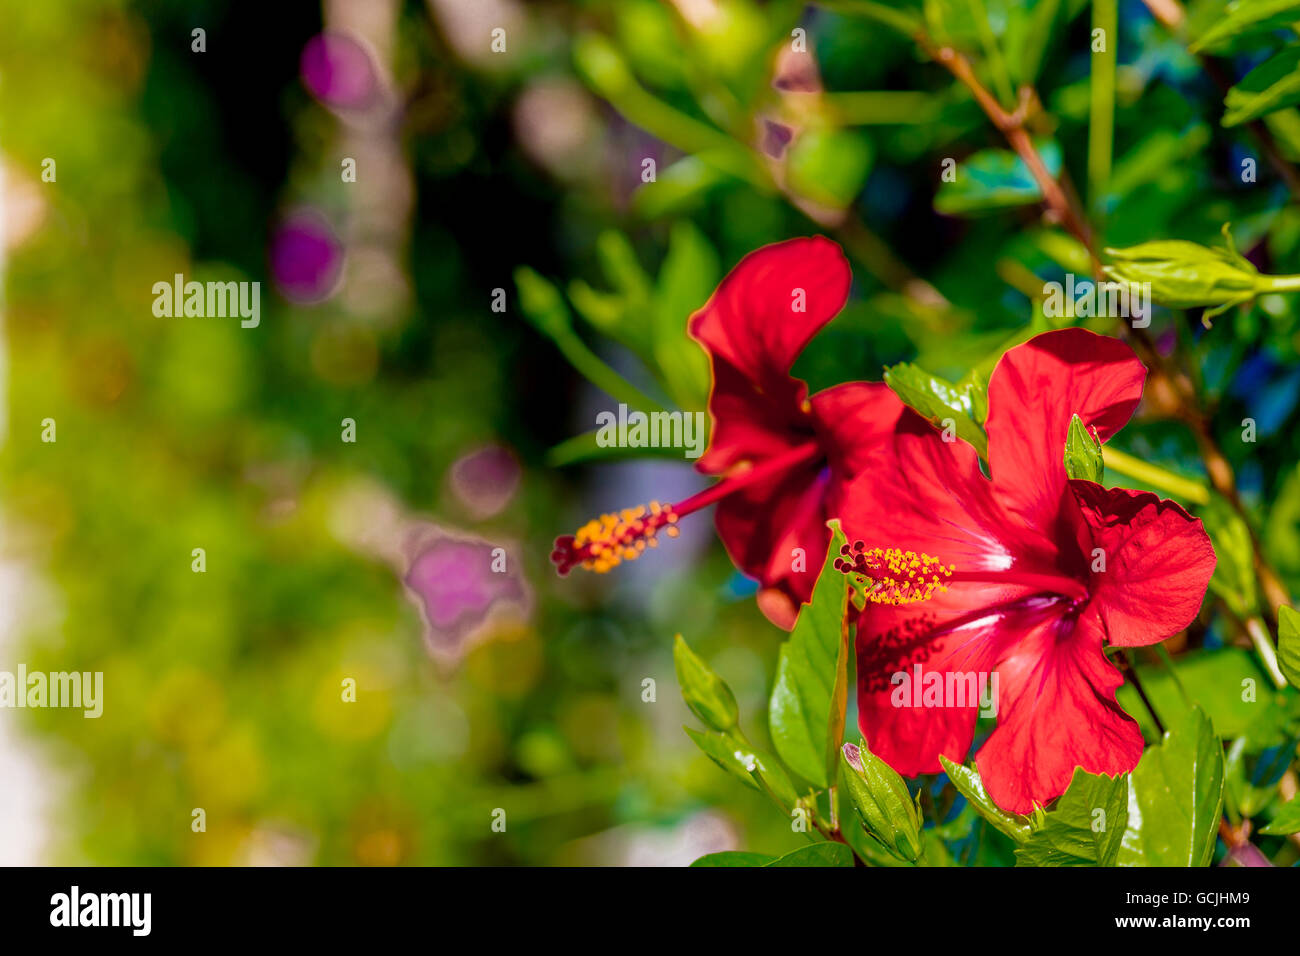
[975, 605, 1145, 814]
[838, 406, 1062, 573]
[855, 585, 1032, 775]
[689, 235, 851, 392]
[1068, 480, 1217, 646]
[695, 358, 812, 476]
[986, 329, 1146, 529]
[809, 381, 900, 480]
[709, 379, 900, 629]
[712, 457, 829, 626]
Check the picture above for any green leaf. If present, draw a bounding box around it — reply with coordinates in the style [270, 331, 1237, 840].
[689, 850, 776, 867]
[939, 755, 1035, 843]
[1224, 735, 1293, 818]
[1117, 706, 1225, 867]
[1224, 45, 1300, 127]
[1189, 0, 1300, 53]
[818, 0, 923, 36]
[1063, 413, 1103, 482]
[653, 221, 716, 411]
[1259, 794, 1300, 835]
[514, 266, 573, 338]
[545, 429, 687, 467]
[674, 635, 739, 733]
[841, 741, 923, 862]
[1202, 495, 1260, 619]
[785, 129, 873, 209]
[768, 521, 851, 788]
[883, 362, 989, 457]
[1116, 647, 1269, 740]
[934, 141, 1062, 215]
[1278, 605, 1300, 686]
[632, 155, 729, 219]
[1015, 769, 1129, 866]
[683, 727, 799, 808]
[1010, 0, 1067, 87]
[763, 842, 855, 867]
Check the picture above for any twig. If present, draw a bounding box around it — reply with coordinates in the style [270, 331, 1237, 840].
[916, 39, 1099, 267]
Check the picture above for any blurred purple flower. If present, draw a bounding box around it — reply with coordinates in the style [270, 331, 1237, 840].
[450, 445, 521, 519]
[300, 32, 380, 110]
[269, 212, 344, 304]
[403, 527, 530, 665]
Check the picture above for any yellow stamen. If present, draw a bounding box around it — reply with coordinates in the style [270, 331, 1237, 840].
[551, 501, 680, 575]
[835, 542, 954, 606]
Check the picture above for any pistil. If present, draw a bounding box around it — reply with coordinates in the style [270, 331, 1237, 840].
[551, 440, 822, 575]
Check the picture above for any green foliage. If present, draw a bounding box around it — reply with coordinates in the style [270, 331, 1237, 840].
[883, 362, 989, 456]
[1223, 46, 1300, 127]
[1201, 495, 1261, 619]
[934, 142, 1063, 215]
[1190, 0, 1300, 54]
[1278, 605, 1300, 687]
[768, 522, 851, 788]
[939, 756, 1037, 842]
[1015, 769, 1129, 866]
[1259, 794, 1300, 835]
[1118, 707, 1225, 867]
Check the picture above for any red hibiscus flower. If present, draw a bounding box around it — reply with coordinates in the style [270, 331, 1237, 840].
[839, 328, 1216, 814]
[551, 236, 896, 629]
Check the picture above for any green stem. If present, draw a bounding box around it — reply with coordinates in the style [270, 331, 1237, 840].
[1121, 649, 1165, 736]
[1155, 643, 1193, 709]
[1259, 274, 1300, 294]
[1245, 615, 1288, 689]
[968, 0, 1015, 109]
[1088, 0, 1117, 220]
[1101, 445, 1210, 505]
[574, 34, 764, 188]
[553, 329, 670, 415]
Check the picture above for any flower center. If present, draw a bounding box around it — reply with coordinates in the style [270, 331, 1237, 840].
[834, 540, 954, 605]
[550, 440, 822, 576]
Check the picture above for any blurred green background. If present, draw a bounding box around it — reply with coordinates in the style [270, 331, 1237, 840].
[2, 0, 1300, 865]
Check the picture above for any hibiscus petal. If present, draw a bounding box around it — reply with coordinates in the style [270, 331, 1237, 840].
[975, 605, 1146, 815]
[708, 383, 900, 629]
[808, 381, 900, 480]
[689, 235, 851, 394]
[855, 586, 1039, 775]
[696, 358, 812, 476]
[986, 328, 1146, 529]
[712, 459, 830, 627]
[1069, 480, 1217, 646]
[838, 406, 1061, 573]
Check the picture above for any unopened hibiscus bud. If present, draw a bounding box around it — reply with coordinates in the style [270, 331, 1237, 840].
[841, 740, 922, 862]
[673, 635, 739, 733]
[1103, 224, 1278, 326]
